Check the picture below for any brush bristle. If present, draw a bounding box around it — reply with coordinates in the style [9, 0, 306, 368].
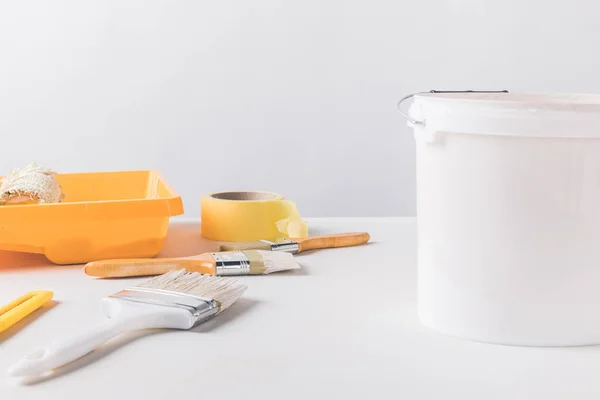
[219, 241, 273, 251]
[134, 270, 247, 312]
[244, 250, 300, 274]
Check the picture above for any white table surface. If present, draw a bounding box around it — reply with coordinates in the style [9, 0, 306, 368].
[0, 217, 598, 399]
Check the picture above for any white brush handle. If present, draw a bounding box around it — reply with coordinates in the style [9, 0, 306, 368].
[8, 320, 126, 377]
[7, 301, 191, 377]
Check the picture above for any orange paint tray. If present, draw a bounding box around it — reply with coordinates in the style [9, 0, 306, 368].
[0, 170, 184, 264]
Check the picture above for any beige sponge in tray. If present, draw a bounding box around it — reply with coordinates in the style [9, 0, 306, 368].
[0, 162, 64, 205]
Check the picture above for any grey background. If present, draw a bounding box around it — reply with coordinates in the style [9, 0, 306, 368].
[1, 0, 598, 217]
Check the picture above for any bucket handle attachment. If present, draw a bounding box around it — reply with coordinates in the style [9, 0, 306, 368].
[397, 90, 509, 126]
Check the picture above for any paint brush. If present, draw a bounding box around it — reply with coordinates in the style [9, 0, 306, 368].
[218, 232, 370, 254]
[84, 250, 300, 278]
[8, 270, 246, 377]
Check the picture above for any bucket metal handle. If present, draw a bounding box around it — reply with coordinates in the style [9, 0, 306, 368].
[397, 90, 509, 126]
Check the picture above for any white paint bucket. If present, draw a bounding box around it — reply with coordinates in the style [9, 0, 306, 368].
[401, 91, 600, 346]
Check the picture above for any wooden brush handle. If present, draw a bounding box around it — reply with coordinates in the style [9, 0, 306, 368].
[294, 232, 370, 252]
[84, 258, 215, 278]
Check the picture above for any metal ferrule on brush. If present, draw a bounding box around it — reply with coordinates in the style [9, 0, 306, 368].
[260, 240, 300, 253]
[110, 288, 219, 325]
[212, 251, 251, 275]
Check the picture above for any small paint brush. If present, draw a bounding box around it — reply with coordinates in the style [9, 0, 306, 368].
[218, 232, 370, 254]
[84, 250, 300, 279]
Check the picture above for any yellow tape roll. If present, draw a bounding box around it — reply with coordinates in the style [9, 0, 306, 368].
[200, 191, 308, 242]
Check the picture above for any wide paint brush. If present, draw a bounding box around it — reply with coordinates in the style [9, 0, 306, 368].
[8, 270, 246, 377]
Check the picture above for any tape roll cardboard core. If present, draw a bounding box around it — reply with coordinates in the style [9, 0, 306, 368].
[210, 191, 278, 201]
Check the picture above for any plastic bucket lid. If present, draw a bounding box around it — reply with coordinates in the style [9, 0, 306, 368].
[404, 92, 600, 139]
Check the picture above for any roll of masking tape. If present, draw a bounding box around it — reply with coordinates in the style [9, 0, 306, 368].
[200, 191, 308, 242]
